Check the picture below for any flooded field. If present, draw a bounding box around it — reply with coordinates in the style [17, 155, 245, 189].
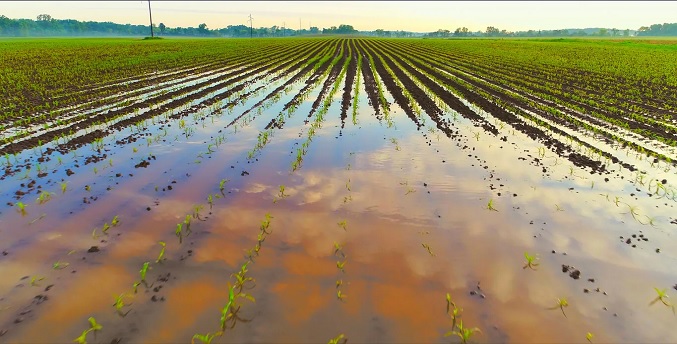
[1, 37, 677, 343]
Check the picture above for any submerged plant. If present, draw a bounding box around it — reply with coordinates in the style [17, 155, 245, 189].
[30, 276, 45, 287]
[523, 252, 539, 270]
[337, 220, 347, 231]
[111, 215, 119, 227]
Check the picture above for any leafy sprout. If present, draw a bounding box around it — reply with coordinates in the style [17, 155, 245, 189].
[156, 241, 166, 263]
[649, 287, 676, 314]
[113, 293, 131, 317]
[523, 252, 539, 270]
[30, 276, 45, 286]
[140, 262, 150, 283]
[337, 220, 347, 231]
[336, 260, 346, 273]
[328, 333, 347, 344]
[445, 320, 481, 344]
[547, 297, 569, 318]
[15, 201, 27, 215]
[486, 199, 498, 211]
[53, 261, 69, 270]
[192, 332, 223, 344]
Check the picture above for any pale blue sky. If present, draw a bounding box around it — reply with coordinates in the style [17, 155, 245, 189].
[2, 1, 675, 32]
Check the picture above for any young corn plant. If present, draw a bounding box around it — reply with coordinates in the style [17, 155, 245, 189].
[649, 287, 676, 314]
[446, 320, 481, 344]
[140, 262, 150, 286]
[15, 201, 27, 215]
[73, 317, 103, 344]
[337, 220, 347, 231]
[192, 332, 223, 344]
[328, 333, 347, 344]
[176, 223, 184, 244]
[547, 297, 569, 318]
[523, 252, 539, 270]
[486, 199, 498, 211]
[113, 293, 131, 317]
[336, 260, 346, 273]
[156, 241, 166, 263]
[445, 293, 463, 330]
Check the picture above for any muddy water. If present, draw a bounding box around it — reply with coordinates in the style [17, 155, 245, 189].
[2, 71, 677, 344]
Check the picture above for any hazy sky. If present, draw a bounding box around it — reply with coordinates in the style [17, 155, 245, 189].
[2, 1, 675, 32]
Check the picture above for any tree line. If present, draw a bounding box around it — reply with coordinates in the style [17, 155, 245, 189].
[2, 14, 675, 38]
[0, 14, 364, 37]
[424, 23, 677, 38]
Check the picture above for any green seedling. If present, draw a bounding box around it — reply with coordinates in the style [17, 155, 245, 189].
[132, 281, 141, 294]
[113, 293, 131, 317]
[486, 199, 498, 211]
[36, 191, 54, 204]
[53, 261, 69, 270]
[547, 297, 569, 318]
[176, 223, 184, 244]
[192, 332, 223, 344]
[343, 195, 353, 204]
[156, 241, 166, 263]
[337, 220, 347, 231]
[102, 223, 110, 235]
[85, 185, 91, 192]
[220, 283, 255, 331]
[184, 215, 192, 234]
[111, 215, 119, 226]
[207, 194, 213, 209]
[193, 204, 204, 220]
[260, 213, 272, 234]
[73, 317, 102, 344]
[445, 320, 481, 344]
[328, 333, 347, 344]
[649, 287, 676, 314]
[337, 289, 346, 301]
[278, 185, 287, 198]
[405, 186, 416, 195]
[586, 332, 594, 343]
[623, 204, 641, 221]
[30, 276, 45, 286]
[333, 242, 345, 257]
[523, 252, 539, 270]
[60, 182, 68, 193]
[15, 201, 27, 215]
[88, 316, 102, 334]
[232, 261, 255, 292]
[555, 204, 564, 212]
[336, 280, 343, 288]
[337, 260, 346, 273]
[346, 179, 351, 191]
[139, 262, 150, 283]
[446, 293, 463, 329]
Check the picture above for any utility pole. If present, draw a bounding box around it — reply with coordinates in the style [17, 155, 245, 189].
[248, 14, 253, 38]
[148, 0, 154, 37]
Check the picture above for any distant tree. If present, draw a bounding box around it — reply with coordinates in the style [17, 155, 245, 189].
[597, 28, 608, 36]
[158, 22, 166, 35]
[36, 14, 52, 22]
[611, 28, 619, 36]
[486, 26, 499, 37]
[198, 23, 208, 36]
[375, 29, 385, 37]
[454, 27, 469, 37]
[623, 29, 629, 36]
